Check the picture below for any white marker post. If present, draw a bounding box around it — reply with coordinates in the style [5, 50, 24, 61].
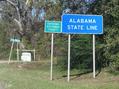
[93, 34, 96, 78]
[34, 49, 35, 61]
[50, 33, 54, 80]
[68, 34, 71, 82]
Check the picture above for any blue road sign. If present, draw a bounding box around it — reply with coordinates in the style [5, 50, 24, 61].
[45, 21, 61, 33]
[62, 14, 103, 34]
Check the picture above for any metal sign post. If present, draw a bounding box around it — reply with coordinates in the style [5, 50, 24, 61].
[68, 34, 71, 82]
[62, 14, 103, 80]
[50, 33, 54, 80]
[8, 41, 14, 64]
[44, 20, 61, 80]
[9, 38, 20, 63]
[17, 42, 19, 61]
[93, 34, 96, 78]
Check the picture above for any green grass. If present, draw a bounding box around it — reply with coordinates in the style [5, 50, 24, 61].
[0, 62, 119, 89]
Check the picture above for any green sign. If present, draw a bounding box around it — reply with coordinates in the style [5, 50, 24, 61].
[45, 21, 61, 33]
[10, 38, 20, 43]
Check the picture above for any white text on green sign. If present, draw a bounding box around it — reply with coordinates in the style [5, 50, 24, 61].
[10, 38, 20, 43]
[45, 21, 61, 33]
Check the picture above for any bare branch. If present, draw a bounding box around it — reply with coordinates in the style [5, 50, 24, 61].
[14, 18, 23, 31]
[6, 0, 17, 6]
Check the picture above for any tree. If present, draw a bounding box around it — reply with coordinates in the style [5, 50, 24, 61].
[0, 0, 62, 58]
[89, 0, 119, 70]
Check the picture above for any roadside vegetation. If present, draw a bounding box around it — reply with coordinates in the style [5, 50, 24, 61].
[0, 0, 119, 89]
[0, 62, 119, 89]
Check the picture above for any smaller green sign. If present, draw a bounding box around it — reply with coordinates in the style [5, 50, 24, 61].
[10, 38, 20, 43]
[45, 21, 61, 33]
